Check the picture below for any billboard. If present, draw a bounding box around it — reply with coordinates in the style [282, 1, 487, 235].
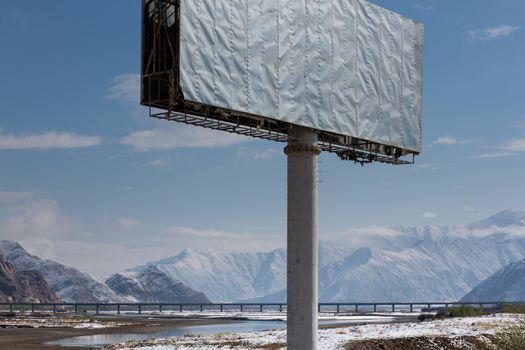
[141, 0, 424, 163]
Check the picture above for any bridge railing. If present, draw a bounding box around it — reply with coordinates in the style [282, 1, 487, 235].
[0, 302, 521, 315]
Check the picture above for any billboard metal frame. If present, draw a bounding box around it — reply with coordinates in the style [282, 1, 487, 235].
[141, 0, 418, 165]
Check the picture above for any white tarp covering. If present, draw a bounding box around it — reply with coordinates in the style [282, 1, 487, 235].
[179, 0, 424, 152]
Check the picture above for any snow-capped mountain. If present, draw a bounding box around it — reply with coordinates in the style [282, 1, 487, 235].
[106, 265, 210, 303]
[3, 210, 525, 304]
[0, 253, 61, 303]
[467, 209, 525, 229]
[124, 242, 348, 302]
[461, 258, 525, 302]
[120, 210, 525, 302]
[319, 231, 525, 302]
[0, 240, 123, 303]
[127, 248, 286, 302]
[315, 210, 525, 301]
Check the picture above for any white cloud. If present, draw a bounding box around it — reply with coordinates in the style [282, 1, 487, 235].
[473, 152, 514, 159]
[1, 199, 72, 238]
[163, 226, 283, 254]
[0, 130, 101, 150]
[415, 163, 440, 170]
[107, 74, 140, 103]
[471, 135, 525, 158]
[0, 191, 37, 202]
[149, 159, 169, 167]
[422, 211, 436, 219]
[237, 147, 280, 160]
[414, 3, 433, 11]
[467, 225, 525, 238]
[121, 124, 251, 151]
[516, 115, 525, 129]
[253, 148, 279, 160]
[433, 136, 468, 145]
[469, 25, 521, 42]
[502, 139, 525, 152]
[118, 217, 141, 228]
[0, 198, 73, 260]
[473, 137, 525, 158]
[324, 225, 476, 253]
[345, 225, 406, 238]
[22, 240, 170, 279]
[323, 225, 411, 250]
[168, 227, 245, 240]
[461, 205, 475, 213]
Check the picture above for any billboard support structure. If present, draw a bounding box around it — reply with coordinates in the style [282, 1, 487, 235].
[285, 126, 321, 350]
[140, 1, 424, 349]
[141, 0, 424, 165]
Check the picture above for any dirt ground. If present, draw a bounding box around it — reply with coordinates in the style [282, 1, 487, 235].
[342, 335, 496, 350]
[0, 315, 233, 350]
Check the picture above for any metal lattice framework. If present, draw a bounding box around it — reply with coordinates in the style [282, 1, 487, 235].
[150, 109, 413, 165]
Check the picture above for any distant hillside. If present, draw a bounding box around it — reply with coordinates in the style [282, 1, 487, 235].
[0, 253, 61, 303]
[0, 240, 211, 304]
[0, 240, 123, 303]
[461, 258, 525, 302]
[106, 265, 210, 303]
[125, 248, 288, 302]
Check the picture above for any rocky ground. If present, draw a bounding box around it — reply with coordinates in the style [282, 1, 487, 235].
[343, 335, 501, 350]
[104, 314, 523, 350]
[0, 312, 522, 350]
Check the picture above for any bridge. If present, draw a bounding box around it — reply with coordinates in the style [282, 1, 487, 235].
[1, 302, 521, 315]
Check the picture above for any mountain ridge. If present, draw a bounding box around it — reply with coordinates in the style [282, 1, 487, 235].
[0, 253, 61, 303]
[0, 240, 123, 303]
[467, 209, 525, 230]
[2, 209, 525, 303]
[461, 258, 525, 302]
[105, 265, 211, 303]
[118, 210, 525, 302]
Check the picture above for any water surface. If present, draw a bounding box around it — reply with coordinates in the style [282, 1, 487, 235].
[47, 320, 285, 348]
[49, 316, 398, 348]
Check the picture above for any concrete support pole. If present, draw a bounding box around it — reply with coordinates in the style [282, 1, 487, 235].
[285, 126, 321, 350]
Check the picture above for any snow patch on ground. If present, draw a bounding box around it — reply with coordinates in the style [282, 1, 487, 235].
[73, 322, 109, 329]
[113, 314, 522, 350]
[0, 316, 133, 329]
[146, 311, 412, 322]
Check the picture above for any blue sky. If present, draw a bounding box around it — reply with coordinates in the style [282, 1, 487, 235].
[0, 0, 524, 277]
